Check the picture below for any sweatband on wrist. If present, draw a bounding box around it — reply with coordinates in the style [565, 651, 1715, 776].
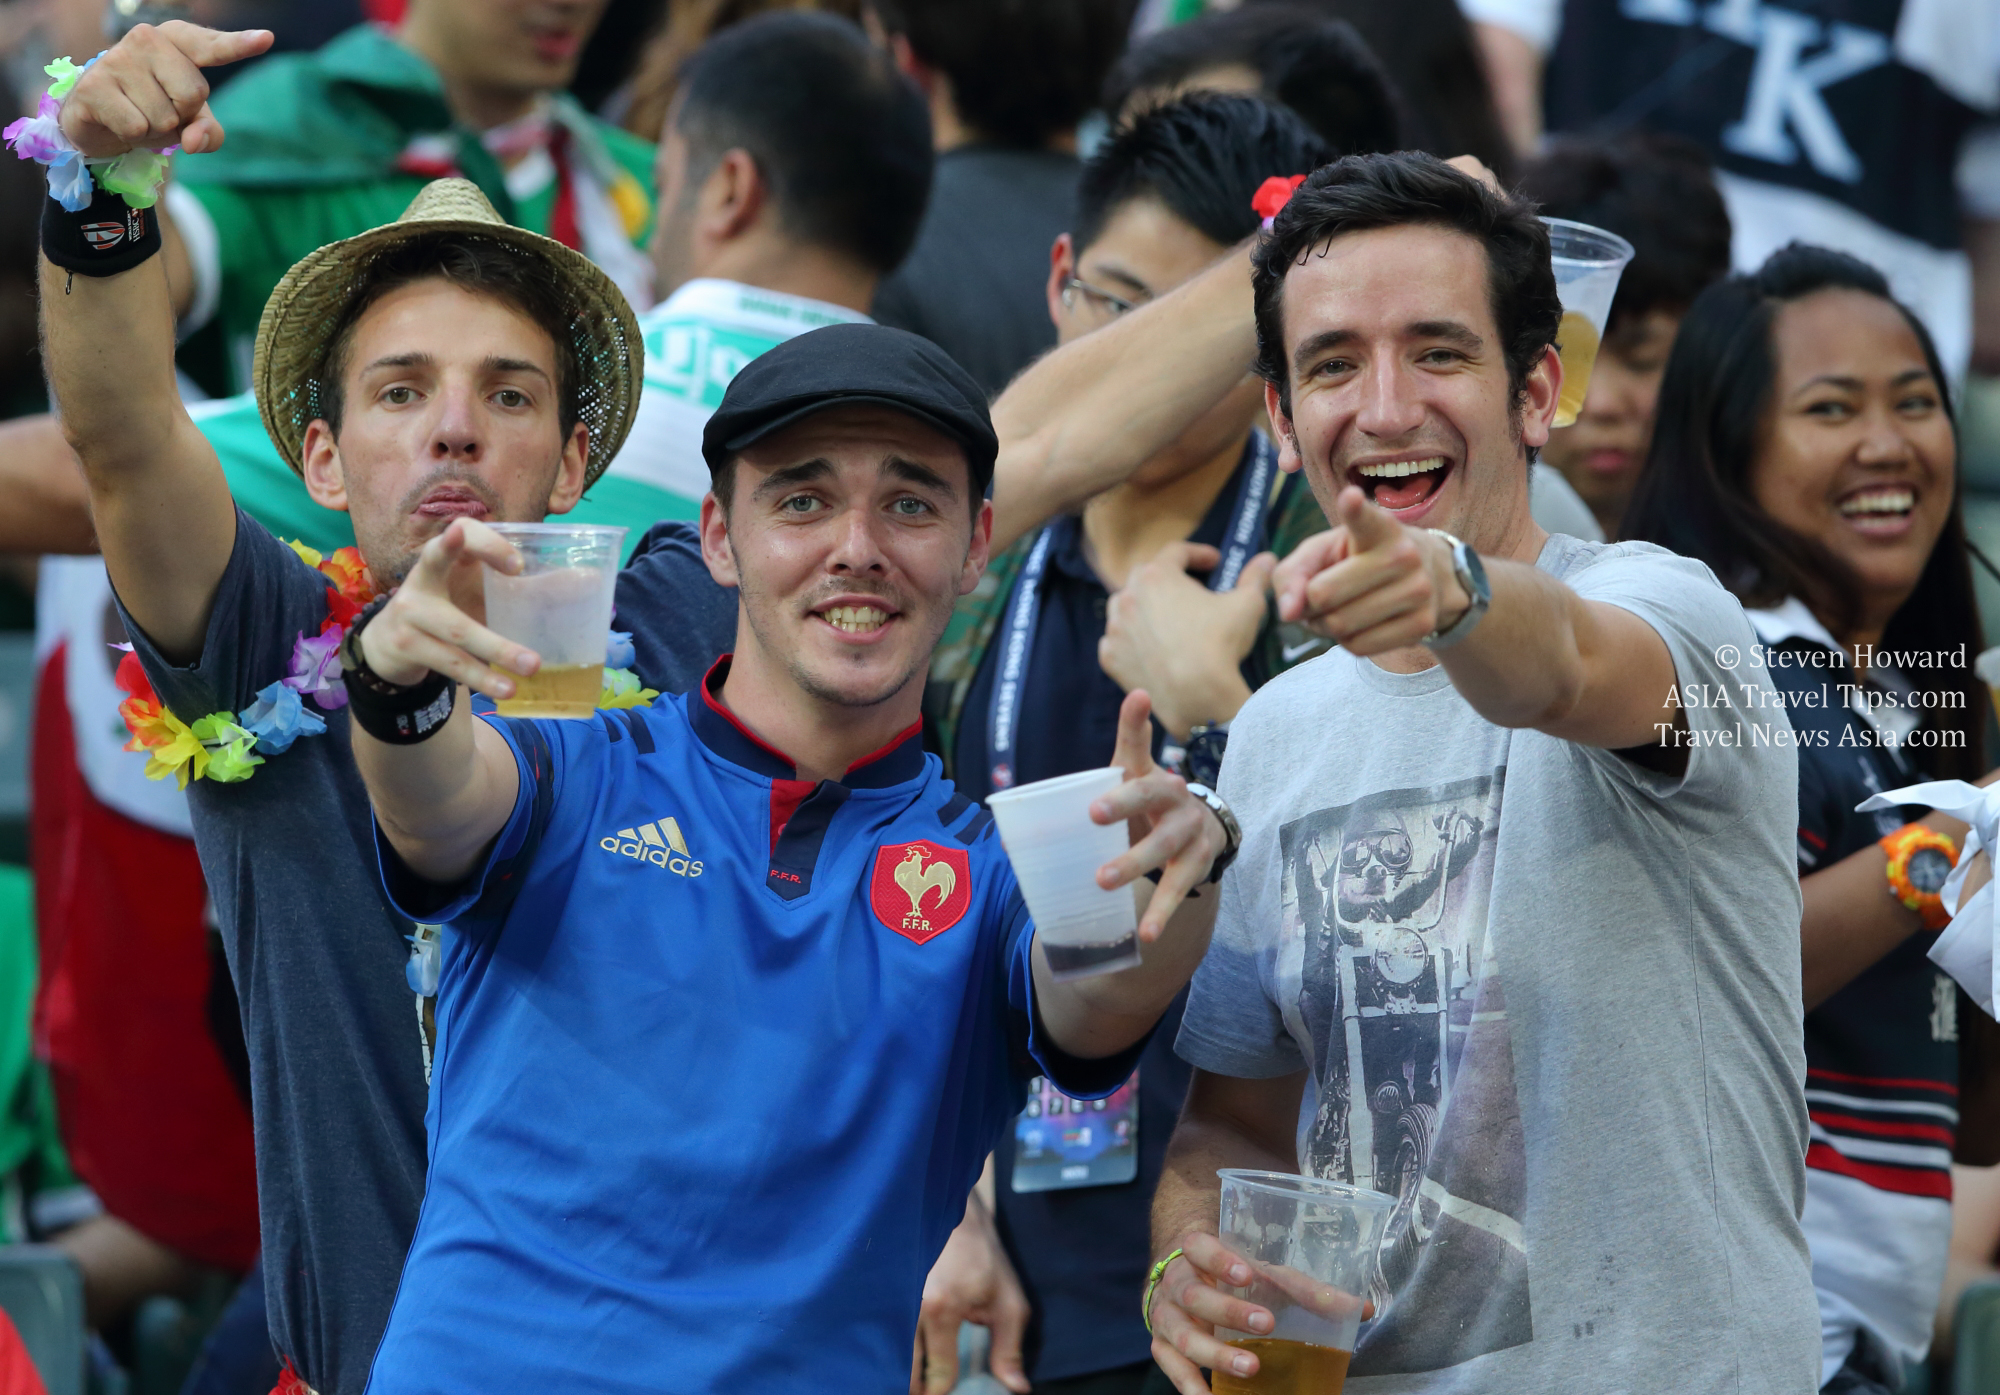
[41, 184, 160, 276]
[342, 667, 455, 745]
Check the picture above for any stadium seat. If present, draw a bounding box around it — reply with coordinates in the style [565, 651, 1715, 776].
[0, 1246, 84, 1395]
[1954, 1277, 2000, 1395]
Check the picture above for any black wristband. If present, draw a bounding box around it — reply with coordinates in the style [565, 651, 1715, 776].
[343, 667, 455, 744]
[41, 184, 162, 276]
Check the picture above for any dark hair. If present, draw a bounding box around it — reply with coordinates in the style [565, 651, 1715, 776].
[1518, 133, 1731, 331]
[1075, 93, 1331, 253]
[873, 0, 1135, 150]
[321, 234, 581, 438]
[674, 12, 933, 276]
[1622, 244, 1980, 777]
[1245, 0, 1514, 181]
[1251, 151, 1561, 418]
[618, 1, 866, 143]
[1103, 4, 1402, 158]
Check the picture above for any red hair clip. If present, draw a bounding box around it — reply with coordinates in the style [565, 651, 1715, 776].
[1252, 174, 1308, 229]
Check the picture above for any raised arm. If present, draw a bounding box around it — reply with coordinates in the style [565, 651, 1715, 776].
[1275, 485, 1681, 750]
[39, 21, 272, 660]
[988, 243, 1257, 553]
[348, 520, 541, 885]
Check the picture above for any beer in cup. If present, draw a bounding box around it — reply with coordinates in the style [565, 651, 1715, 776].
[987, 767, 1142, 980]
[482, 523, 628, 719]
[1209, 1169, 1395, 1395]
[1542, 216, 1635, 429]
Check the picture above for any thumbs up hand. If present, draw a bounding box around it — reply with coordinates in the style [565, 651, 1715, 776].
[1272, 485, 1470, 657]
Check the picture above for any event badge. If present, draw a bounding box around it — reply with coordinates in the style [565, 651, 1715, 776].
[1010, 1070, 1139, 1191]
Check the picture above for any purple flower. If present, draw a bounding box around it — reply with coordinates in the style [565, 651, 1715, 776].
[282, 627, 349, 710]
[239, 681, 328, 755]
[3, 106, 67, 164]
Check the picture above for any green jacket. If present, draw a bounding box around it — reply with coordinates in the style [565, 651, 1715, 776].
[176, 24, 656, 395]
[926, 463, 1338, 772]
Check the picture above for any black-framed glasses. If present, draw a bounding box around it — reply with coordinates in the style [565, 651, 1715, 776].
[1061, 277, 1140, 319]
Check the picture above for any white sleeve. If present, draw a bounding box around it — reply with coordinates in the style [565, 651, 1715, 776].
[1457, 0, 1563, 52]
[163, 181, 220, 341]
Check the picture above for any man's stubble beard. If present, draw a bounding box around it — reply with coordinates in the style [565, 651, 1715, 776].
[350, 460, 552, 587]
[729, 538, 952, 712]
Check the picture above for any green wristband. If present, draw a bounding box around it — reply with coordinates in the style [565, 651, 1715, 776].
[1142, 1248, 1185, 1335]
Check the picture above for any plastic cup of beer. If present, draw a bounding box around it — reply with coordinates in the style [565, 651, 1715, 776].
[1209, 1169, 1396, 1395]
[1976, 646, 2000, 718]
[1542, 216, 1635, 430]
[481, 523, 628, 719]
[987, 767, 1141, 980]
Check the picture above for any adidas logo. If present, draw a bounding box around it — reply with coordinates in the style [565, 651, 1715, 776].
[600, 815, 705, 877]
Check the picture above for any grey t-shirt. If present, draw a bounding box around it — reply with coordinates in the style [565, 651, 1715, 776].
[1178, 535, 1818, 1393]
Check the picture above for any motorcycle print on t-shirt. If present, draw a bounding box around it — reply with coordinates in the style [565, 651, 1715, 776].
[1278, 770, 1532, 1376]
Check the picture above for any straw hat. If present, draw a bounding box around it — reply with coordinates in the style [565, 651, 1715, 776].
[252, 178, 643, 485]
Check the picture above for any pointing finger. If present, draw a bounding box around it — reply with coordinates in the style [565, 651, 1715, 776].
[1103, 689, 1156, 791]
[158, 20, 275, 69]
[1339, 485, 1404, 554]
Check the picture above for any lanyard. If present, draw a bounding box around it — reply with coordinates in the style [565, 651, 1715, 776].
[984, 430, 1279, 791]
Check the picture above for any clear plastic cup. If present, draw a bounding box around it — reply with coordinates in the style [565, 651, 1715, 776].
[1209, 1170, 1396, 1395]
[1542, 216, 1635, 429]
[1976, 646, 2000, 719]
[482, 523, 628, 719]
[986, 767, 1141, 980]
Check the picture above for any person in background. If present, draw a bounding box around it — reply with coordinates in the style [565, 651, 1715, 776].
[1936, 1164, 2000, 1368]
[1253, 0, 1514, 180]
[1516, 131, 1733, 539]
[616, 10, 930, 511]
[1100, 2, 1402, 160]
[1145, 151, 1818, 1395]
[865, 0, 1133, 397]
[613, 0, 862, 139]
[1624, 245, 1990, 1395]
[919, 93, 1328, 1395]
[1462, 0, 1997, 383]
[160, 0, 654, 397]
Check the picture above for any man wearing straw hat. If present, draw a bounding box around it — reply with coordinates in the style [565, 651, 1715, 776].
[34, 29, 680, 1387]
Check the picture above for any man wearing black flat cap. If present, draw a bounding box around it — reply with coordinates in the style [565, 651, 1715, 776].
[334, 322, 1240, 1392]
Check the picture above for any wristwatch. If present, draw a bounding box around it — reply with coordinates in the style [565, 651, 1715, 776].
[1880, 824, 1958, 931]
[1183, 782, 1242, 884]
[1421, 529, 1491, 650]
[1183, 723, 1230, 789]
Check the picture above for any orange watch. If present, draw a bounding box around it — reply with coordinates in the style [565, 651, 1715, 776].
[1880, 824, 1959, 931]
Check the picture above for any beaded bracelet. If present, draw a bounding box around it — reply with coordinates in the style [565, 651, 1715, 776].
[4, 54, 176, 212]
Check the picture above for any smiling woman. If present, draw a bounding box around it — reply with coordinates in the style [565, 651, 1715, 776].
[1624, 243, 1991, 1394]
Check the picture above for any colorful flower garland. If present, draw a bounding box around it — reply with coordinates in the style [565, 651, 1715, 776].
[117, 540, 657, 788]
[4, 55, 176, 212]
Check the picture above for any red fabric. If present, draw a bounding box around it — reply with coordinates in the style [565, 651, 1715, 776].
[0, 1310, 48, 1395]
[548, 126, 581, 251]
[1804, 1142, 1954, 1199]
[361, 0, 406, 24]
[29, 647, 258, 1270]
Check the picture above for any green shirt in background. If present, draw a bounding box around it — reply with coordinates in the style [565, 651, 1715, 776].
[174, 24, 657, 396]
[0, 867, 91, 1245]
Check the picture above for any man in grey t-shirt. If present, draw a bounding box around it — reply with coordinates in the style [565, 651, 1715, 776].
[1144, 153, 1818, 1393]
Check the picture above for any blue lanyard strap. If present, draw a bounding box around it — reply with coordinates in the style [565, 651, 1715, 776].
[983, 431, 1279, 792]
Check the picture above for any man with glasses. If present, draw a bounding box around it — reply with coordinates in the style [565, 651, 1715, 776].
[914, 93, 1331, 1395]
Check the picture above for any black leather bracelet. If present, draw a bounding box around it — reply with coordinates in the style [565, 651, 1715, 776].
[41, 187, 161, 277]
[342, 667, 455, 744]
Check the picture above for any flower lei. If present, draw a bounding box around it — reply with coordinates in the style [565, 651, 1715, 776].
[4, 55, 177, 212]
[117, 540, 658, 789]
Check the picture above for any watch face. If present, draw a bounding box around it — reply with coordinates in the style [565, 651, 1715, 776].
[1909, 846, 1952, 896]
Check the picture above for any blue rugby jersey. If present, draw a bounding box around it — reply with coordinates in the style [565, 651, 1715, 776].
[366, 659, 1143, 1393]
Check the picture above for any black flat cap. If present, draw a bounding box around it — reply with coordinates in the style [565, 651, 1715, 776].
[702, 323, 998, 494]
